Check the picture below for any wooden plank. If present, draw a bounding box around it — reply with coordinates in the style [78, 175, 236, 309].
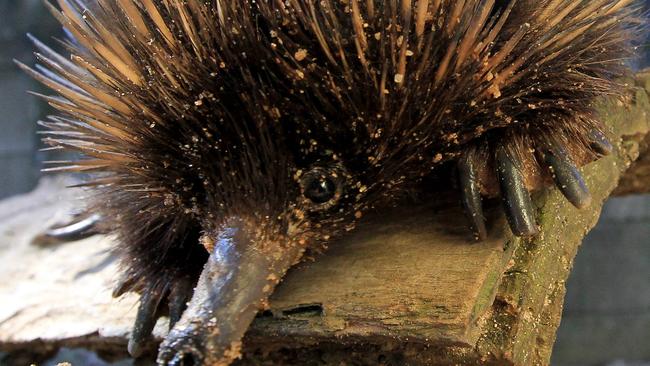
[0, 179, 162, 356]
[262, 202, 514, 347]
[0, 182, 515, 363]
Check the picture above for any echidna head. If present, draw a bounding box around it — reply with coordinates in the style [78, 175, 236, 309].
[148, 82, 383, 252]
[141, 84, 389, 364]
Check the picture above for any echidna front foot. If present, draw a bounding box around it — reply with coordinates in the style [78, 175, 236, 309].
[459, 129, 614, 240]
[168, 276, 195, 330]
[128, 287, 165, 358]
[588, 129, 614, 156]
[457, 146, 539, 239]
[126, 275, 195, 359]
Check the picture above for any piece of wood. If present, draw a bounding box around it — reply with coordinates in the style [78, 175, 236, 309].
[615, 132, 650, 195]
[615, 70, 650, 196]
[0, 73, 648, 365]
[0, 178, 168, 359]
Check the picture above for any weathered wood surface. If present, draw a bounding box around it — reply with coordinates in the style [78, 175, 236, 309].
[614, 69, 650, 196]
[0, 178, 169, 359]
[0, 73, 648, 366]
[615, 131, 650, 195]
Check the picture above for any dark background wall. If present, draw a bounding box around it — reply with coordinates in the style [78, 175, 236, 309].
[553, 196, 650, 366]
[0, 0, 63, 199]
[0, 1, 648, 365]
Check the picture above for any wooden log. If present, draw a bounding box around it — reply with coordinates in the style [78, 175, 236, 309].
[615, 70, 650, 196]
[615, 132, 650, 195]
[0, 73, 648, 365]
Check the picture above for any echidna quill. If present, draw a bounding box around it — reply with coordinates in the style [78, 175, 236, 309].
[19, 0, 641, 364]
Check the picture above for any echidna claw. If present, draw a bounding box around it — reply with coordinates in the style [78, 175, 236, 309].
[32, 212, 101, 246]
[544, 147, 592, 209]
[168, 276, 194, 330]
[496, 148, 539, 237]
[458, 151, 488, 241]
[588, 129, 613, 156]
[128, 288, 164, 358]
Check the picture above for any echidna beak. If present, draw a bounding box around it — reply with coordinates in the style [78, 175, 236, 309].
[544, 147, 592, 209]
[458, 151, 488, 241]
[156, 219, 305, 366]
[496, 148, 539, 237]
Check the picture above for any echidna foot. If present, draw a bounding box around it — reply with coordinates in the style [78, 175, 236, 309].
[128, 287, 164, 358]
[458, 129, 612, 240]
[588, 129, 614, 156]
[167, 276, 194, 330]
[126, 276, 195, 359]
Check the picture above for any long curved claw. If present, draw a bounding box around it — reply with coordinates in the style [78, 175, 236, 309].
[32, 213, 101, 246]
[496, 149, 539, 237]
[168, 276, 194, 330]
[544, 147, 592, 209]
[588, 129, 613, 156]
[129, 288, 164, 358]
[458, 151, 488, 241]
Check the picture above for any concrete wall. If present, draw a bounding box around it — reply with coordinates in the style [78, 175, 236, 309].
[0, 0, 62, 199]
[553, 195, 650, 366]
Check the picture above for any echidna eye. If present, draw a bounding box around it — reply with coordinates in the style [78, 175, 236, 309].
[300, 167, 344, 209]
[303, 175, 337, 204]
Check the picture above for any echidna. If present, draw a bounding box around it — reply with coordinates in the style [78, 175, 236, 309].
[19, 0, 641, 364]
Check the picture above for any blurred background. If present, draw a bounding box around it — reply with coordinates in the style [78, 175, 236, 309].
[0, 0, 61, 199]
[0, 1, 648, 365]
